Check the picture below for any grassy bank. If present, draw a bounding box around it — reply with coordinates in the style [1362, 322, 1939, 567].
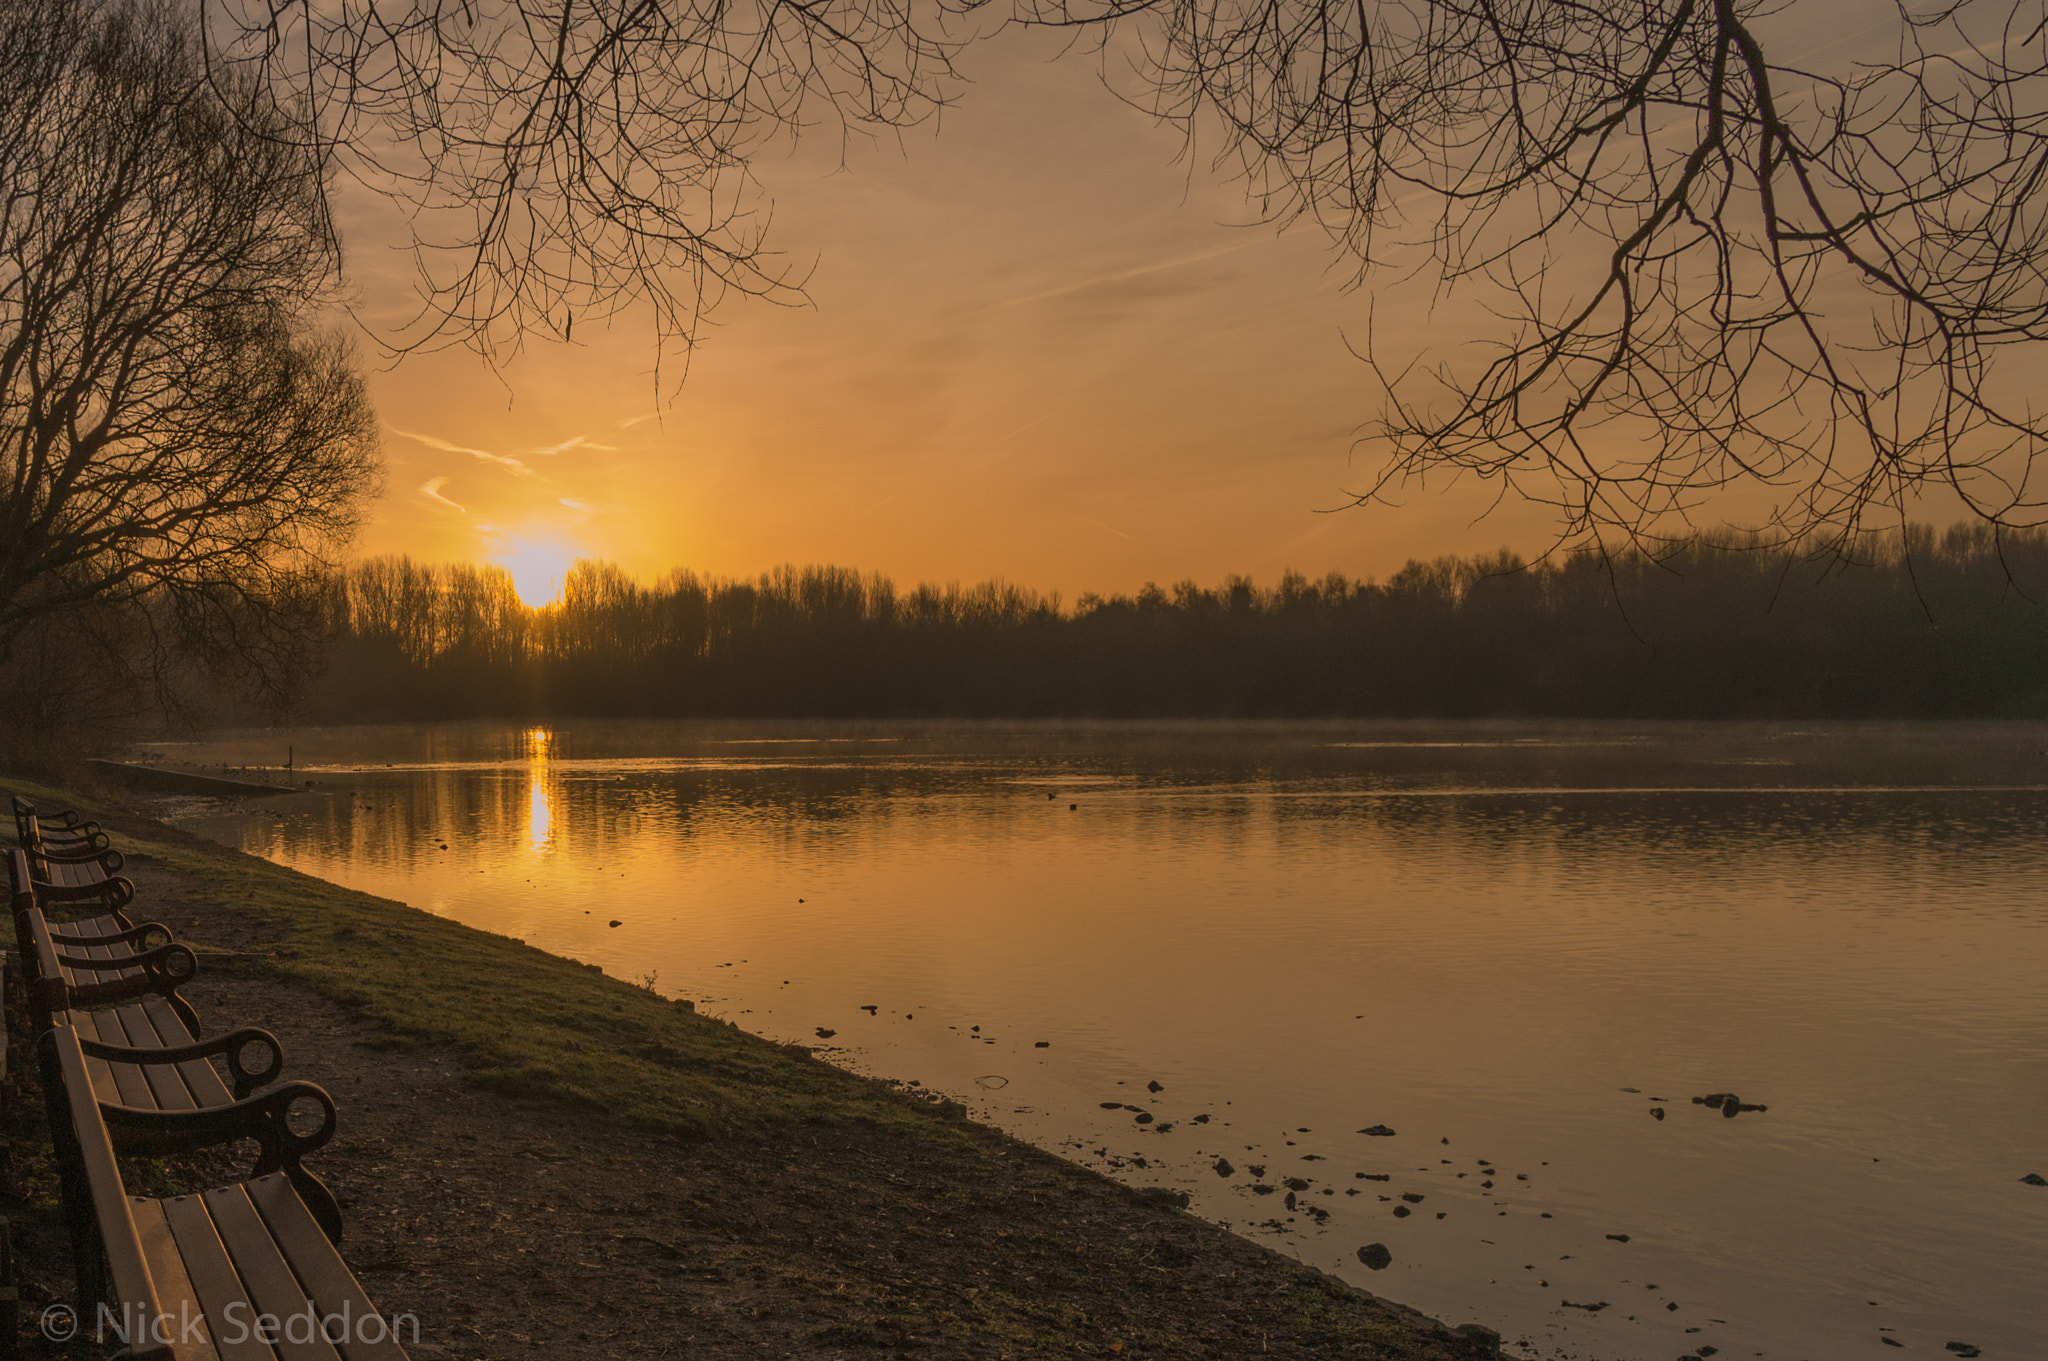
[4, 774, 1501, 1360]
[10, 775, 918, 1137]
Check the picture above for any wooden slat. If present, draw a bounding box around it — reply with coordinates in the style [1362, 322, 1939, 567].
[162, 1194, 279, 1361]
[133, 1197, 222, 1361]
[140, 994, 199, 1042]
[202, 1185, 342, 1361]
[139, 997, 236, 1104]
[112, 1005, 205, 1112]
[246, 1175, 412, 1361]
[80, 1009, 136, 1104]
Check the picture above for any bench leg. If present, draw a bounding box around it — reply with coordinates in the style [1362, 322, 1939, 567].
[0, 1216, 16, 1360]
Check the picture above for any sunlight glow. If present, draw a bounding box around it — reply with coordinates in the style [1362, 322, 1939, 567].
[499, 538, 579, 608]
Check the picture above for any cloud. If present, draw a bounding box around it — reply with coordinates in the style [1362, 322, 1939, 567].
[976, 239, 1264, 316]
[531, 434, 619, 457]
[388, 426, 540, 478]
[558, 497, 613, 513]
[420, 477, 467, 513]
[616, 411, 660, 429]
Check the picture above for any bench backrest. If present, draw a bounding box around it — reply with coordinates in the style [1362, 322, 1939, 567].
[5, 847, 29, 913]
[45, 1024, 177, 1361]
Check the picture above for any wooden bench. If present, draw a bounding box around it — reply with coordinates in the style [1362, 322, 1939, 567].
[44, 1024, 406, 1361]
[10, 851, 188, 1025]
[17, 898, 342, 1232]
[18, 893, 281, 1087]
[18, 813, 133, 911]
[10, 793, 106, 850]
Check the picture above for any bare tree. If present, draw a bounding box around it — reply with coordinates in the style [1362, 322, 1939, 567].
[0, 0, 381, 716]
[218, 0, 2048, 553]
[1029, 0, 2048, 556]
[204, 0, 964, 363]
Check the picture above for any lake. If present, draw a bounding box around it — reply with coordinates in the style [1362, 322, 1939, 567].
[150, 720, 2048, 1361]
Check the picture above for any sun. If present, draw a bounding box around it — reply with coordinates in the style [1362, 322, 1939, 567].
[497, 537, 579, 608]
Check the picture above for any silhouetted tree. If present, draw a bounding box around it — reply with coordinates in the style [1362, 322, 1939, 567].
[0, 0, 380, 733]
[310, 528, 2048, 721]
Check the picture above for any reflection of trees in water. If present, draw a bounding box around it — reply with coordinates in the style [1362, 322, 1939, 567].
[257, 737, 2048, 883]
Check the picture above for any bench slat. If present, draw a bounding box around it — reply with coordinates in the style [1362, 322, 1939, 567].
[136, 996, 237, 1104]
[202, 1184, 344, 1361]
[112, 1005, 214, 1112]
[133, 1197, 221, 1361]
[248, 1174, 412, 1361]
[162, 1193, 277, 1361]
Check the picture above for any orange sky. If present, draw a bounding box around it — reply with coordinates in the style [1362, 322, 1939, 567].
[341, 13, 1936, 607]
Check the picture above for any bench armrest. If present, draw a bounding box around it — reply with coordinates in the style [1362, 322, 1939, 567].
[98, 1081, 345, 1243]
[34, 845, 124, 873]
[79, 1026, 285, 1099]
[47, 921, 172, 952]
[54, 940, 196, 981]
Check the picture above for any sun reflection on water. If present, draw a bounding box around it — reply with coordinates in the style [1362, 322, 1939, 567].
[525, 726, 554, 852]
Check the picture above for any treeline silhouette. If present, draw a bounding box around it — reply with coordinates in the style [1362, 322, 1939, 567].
[308, 525, 2048, 719]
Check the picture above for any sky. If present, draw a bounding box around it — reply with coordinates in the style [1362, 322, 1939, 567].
[340, 10, 1941, 608]
[343, 25, 1572, 606]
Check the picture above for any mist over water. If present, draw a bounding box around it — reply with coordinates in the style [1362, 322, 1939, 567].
[156, 720, 2048, 1361]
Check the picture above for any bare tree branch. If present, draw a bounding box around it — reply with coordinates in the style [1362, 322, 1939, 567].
[202, 0, 969, 363]
[1018, 0, 2048, 554]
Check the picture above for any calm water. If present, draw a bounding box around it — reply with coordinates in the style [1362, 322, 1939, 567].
[152, 721, 2047, 1361]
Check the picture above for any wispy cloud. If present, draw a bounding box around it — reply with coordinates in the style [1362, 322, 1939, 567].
[976, 239, 1265, 316]
[531, 434, 619, 457]
[616, 411, 660, 430]
[558, 497, 613, 513]
[388, 426, 540, 479]
[420, 477, 467, 513]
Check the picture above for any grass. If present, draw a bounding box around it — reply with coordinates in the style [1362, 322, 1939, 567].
[6, 774, 931, 1140]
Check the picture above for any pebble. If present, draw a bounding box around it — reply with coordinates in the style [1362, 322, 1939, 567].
[1213, 1158, 1235, 1177]
[1651, 1107, 1666, 1120]
[1147, 1080, 1164, 1093]
[1133, 1111, 1154, 1124]
[1946, 1344, 1982, 1357]
[607, 919, 621, 927]
[2022, 1173, 2047, 1186]
[815, 1027, 836, 1039]
[1357, 1242, 1393, 1270]
[1606, 1234, 1631, 1243]
[1392, 1205, 1411, 1218]
[1358, 1124, 1397, 1137]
